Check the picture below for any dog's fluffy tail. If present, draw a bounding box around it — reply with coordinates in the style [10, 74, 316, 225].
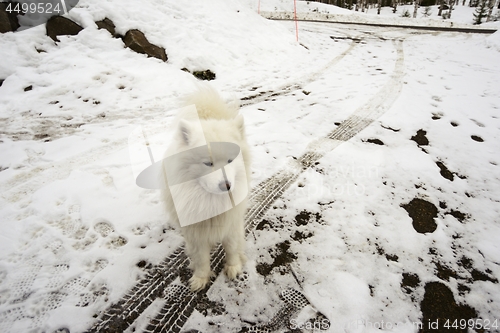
[183, 84, 239, 120]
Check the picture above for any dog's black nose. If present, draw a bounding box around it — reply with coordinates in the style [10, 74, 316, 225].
[219, 181, 231, 191]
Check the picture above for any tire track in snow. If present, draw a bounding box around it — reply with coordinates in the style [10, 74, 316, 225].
[0, 37, 358, 333]
[0, 40, 358, 206]
[84, 167, 301, 333]
[240, 39, 358, 107]
[85, 39, 405, 333]
[0, 37, 359, 331]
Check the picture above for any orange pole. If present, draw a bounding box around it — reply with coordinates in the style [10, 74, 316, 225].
[293, 0, 298, 42]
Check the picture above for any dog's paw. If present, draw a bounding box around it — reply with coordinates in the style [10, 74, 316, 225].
[224, 263, 242, 280]
[189, 275, 210, 292]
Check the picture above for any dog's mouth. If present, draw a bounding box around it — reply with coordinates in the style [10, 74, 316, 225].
[199, 178, 233, 195]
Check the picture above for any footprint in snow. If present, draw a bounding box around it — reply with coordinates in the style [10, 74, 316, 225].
[93, 219, 128, 248]
[94, 220, 114, 237]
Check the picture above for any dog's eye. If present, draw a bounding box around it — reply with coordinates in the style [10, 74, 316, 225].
[203, 161, 213, 167]
[227, 159, 233, 164]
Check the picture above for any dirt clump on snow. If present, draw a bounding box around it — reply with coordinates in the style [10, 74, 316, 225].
[402, 198, 438, 234]
[256, 240, 297, 277]
[411, 129, 429, 147]
[420, 281, 477, 333]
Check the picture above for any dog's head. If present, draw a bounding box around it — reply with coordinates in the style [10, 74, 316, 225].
[170, 115, 246, 195]
[178, 115, 245, 147]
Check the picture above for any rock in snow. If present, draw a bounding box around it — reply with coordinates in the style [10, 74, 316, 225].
[122, 29, 168, 62]
[96, 18, 117, 37]
[46, 16, 83, 42]
[45, 15, 168, 62]
[0, 2, 20, 33]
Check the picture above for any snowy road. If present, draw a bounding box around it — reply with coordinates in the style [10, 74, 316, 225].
[1, 10, 500, 333]
[85, 23, 413, 333]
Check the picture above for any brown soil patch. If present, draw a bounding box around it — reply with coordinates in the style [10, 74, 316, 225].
[402, 198, 438, 234]
[420, 282, 477, 333]
[411, 129, 429, 146]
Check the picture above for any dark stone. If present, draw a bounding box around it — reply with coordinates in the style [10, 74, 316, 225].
[0, 6, 13, 33]
[46, 16, 83, 42]
[193, 69, 216, 81]
[436, 161, 454, 181]
[0, 79, 4, 87]
[53, 328, 70, 333]
[458, 257, 498, 283]
[34, 133, 50, 140]
[366, 138, 384, 145]
[402, 198, 438, 234]
[411, 129, 429, 146]
[420, 282, 477, 333]
[401, 272, 420, 293]
[457, 283, 470, 295]
[291, 230, 313, 242]
[458, 256, 473, 270]
[385, 253, 399, 262]
[255, 219, 272, 231]
[471, 135, 483, 142]
[122, 29, 167, 62]
[294, 210, 321, 226]
[434, 262, 458, 281]
[0, 2, 20, 33]
[445, 210, 467, 222]
[194, 294, 226, 317]
[96, 18, 116, 36]
[470, 268, 498, 283]
[256, 241, 297, 276]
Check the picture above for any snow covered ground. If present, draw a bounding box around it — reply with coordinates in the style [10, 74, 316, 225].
[1, 0, 500, 332]
[255, 0, 500, 29]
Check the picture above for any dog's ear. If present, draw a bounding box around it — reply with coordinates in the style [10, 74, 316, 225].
[235, 114, 245, 136]
[178, 119, 192, 145]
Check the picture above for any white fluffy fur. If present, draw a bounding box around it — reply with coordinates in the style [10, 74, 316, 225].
[162, 85, 250, 291]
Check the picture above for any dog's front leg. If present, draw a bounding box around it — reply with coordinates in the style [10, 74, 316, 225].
[222, 237, 244, 280]
[186, 241, 213, 291]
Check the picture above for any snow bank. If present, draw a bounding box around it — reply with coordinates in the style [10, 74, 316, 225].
[247, 0, 499, 30]
[1, 0, 500, 332]
[486, 29, 500, 51]
[0, 0, 308, 120]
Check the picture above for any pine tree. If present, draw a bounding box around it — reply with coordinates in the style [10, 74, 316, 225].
[473, 0, 489, 24]
[486, 0, 495, 21]
[447, 0, 455, 19]
[413, 0, 420, 18]
[422, 6, 432, 16]
[392, 0, 398, 13]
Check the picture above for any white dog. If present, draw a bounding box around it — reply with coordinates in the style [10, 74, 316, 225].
[162, 86, 250, 291]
